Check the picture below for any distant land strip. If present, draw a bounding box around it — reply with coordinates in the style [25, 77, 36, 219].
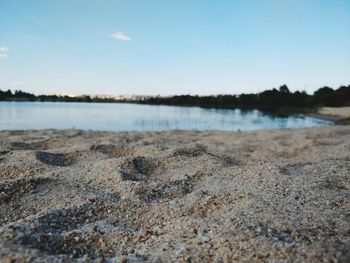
[1, 84, 349, 116]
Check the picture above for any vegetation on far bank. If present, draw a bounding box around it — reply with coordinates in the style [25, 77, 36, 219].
[144, 85, 350, 113]
[0, 84, 349, 116]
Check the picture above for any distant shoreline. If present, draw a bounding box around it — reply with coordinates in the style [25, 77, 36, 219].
[1, 84, 349, 119]
[311, 107, 350, 125]
[305, 113, 340, 122]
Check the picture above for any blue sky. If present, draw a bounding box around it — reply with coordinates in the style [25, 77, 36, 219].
[0, 0, 349, 96]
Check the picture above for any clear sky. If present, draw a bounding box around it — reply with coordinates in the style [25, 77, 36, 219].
[0, 0, 349, 96]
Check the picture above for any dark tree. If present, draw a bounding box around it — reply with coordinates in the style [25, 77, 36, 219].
[279, 85, 290, 94]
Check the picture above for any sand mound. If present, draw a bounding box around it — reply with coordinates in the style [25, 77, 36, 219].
[0, 127, 349, 262]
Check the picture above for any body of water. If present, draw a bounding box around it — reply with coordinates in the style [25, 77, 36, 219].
[0, 101, 332, 131]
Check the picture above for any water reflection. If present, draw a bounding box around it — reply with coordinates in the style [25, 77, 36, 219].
[0, 101, 332, 131]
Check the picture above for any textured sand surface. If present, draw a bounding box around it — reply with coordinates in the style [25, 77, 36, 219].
[0, 127, 349, 262]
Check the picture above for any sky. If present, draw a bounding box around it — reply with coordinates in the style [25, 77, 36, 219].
[0, 0, 349, 96]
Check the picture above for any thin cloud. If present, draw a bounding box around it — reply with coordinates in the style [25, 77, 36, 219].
[0, 47, 9, 58]
[111, 32, 132, 42]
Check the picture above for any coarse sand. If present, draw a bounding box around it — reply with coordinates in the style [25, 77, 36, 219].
[0, 125, 349, 262]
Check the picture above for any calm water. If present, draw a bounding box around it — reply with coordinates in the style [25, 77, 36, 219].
[0, 101, 332, 131]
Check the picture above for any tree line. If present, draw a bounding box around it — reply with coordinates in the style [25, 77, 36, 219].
[145, 84, 350, 110]
[1, 84, 349, 112]
[0, 90, 122, 103]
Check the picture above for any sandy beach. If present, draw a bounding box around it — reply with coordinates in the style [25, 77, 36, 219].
[0, 125, 349, 262]
[318, 107, 350, 119]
